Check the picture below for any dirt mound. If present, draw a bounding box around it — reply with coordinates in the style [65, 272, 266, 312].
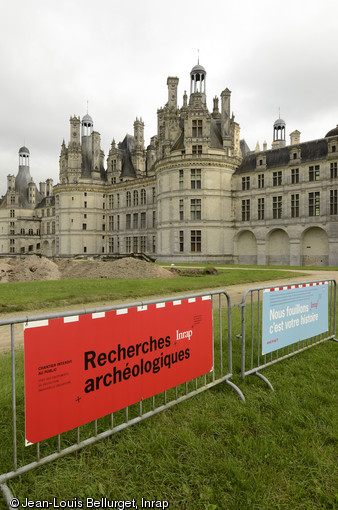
[0, 255, 61, 282]
[0, 256, 175, 282]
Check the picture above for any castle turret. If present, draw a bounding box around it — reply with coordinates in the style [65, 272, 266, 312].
[16, 146, 32, 195]
[272, 117, 286, 149]
[190, 63, 206, 106]
[167, 77, 179, 110]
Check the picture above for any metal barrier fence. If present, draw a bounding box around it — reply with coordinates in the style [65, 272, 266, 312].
[0, 290, 244, 508]
[239, 279, 337, 390]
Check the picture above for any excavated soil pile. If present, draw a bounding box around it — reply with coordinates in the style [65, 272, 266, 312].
[0, 256, 176, 283]
[0, 255, 61, 282]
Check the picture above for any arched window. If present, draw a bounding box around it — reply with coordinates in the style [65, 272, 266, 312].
[133, 190, 139, 206]
[141, 188, 146, 205]
[126, 191, 131, 207]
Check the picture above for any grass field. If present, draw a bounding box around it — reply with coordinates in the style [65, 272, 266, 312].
[0, 269, 337, 509]
[0, 267, 300, 313]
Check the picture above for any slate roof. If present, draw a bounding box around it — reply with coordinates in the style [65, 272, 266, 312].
[234, 138, 328, 175]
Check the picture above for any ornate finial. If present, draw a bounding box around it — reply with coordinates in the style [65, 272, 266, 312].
[198, 49, 200, 64]
[278, 107, 280, 119]
[87, 100, 89, 114]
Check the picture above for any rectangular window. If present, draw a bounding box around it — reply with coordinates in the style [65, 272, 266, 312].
[192, 119, 202, 137]
[179, 170, 184, 190]
[84, 201, 87, 208]
[152, 210, 156, 228]
[291, 168, 299, 184]
[191, 230, 201, 252]
[272, 196, 282, 219]
[309, 192, 320, 216]
[10, 210, 15, 218]
[126, 214, 131, 229]
[109, 216, 114, 230]
[192, 145, 202, 155]
[133, 236, 138, 253]
[190, 199, 201, 220]
[179, 199, 184, 221]
[179, 230, 184, 252]
[291, 194, 299, 218]
[126, 237, 131, 253]
[242, 176, 250, 190]
[133, 213, 138, 229]
[152, 187, 156, 203]
[117, 193, 120, 208]
[191, 169, 201, 189]
[273, 171, 282, 186]
[140, 212, 146, 229]
[309, 165, 320, 181]
[108, 237, 114, 253]
[126, 191, 131, 207]
[82, 223, 87, 230]
[241, 199, 250, 221]
[117, 215, 120, 230]
[330, 190, 338, 215]
[140, 236, 146, 252]
[258, 174, 264, 189]
[258, 198, 265, 220]
[330, 162, 338, 179]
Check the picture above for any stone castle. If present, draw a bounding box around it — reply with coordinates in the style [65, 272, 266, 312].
[1, 63, 338, 266]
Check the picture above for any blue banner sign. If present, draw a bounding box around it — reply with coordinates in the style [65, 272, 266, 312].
[262, 282, 328, 355]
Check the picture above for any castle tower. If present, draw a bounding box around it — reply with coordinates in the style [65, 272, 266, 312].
[16, 146, 32, 194]
[81, 113, 93, 154]
[134, 117, 145, 149]
[272, 116, 286, 149]
[167, 77, 179, 110]
[132, 117, 146, 173]
[70, 115, 81, 145]
[66, 116, 82, 182]
[190, 63, 206, 106]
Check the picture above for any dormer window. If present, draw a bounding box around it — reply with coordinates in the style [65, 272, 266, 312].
[192, 119, 202, 137]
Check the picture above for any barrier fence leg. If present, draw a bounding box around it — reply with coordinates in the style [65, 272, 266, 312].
[224, 379, 245, 402]
[255, 372, 274, 392]
[1, 483, 15, 509]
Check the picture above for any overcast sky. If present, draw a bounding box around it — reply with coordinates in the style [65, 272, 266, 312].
[1, 0, 337, 195]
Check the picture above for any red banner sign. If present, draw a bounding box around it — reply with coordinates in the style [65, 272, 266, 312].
[24, 296, 213, 444]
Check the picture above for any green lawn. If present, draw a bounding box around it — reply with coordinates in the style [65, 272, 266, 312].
[0, 267, 301, 313]
[0, 270, 337, 509]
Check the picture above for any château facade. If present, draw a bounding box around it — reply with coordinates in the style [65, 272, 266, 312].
[1, 63, 338, 266]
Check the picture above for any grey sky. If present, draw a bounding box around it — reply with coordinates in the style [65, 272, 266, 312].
[1, 0, 337, 195]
